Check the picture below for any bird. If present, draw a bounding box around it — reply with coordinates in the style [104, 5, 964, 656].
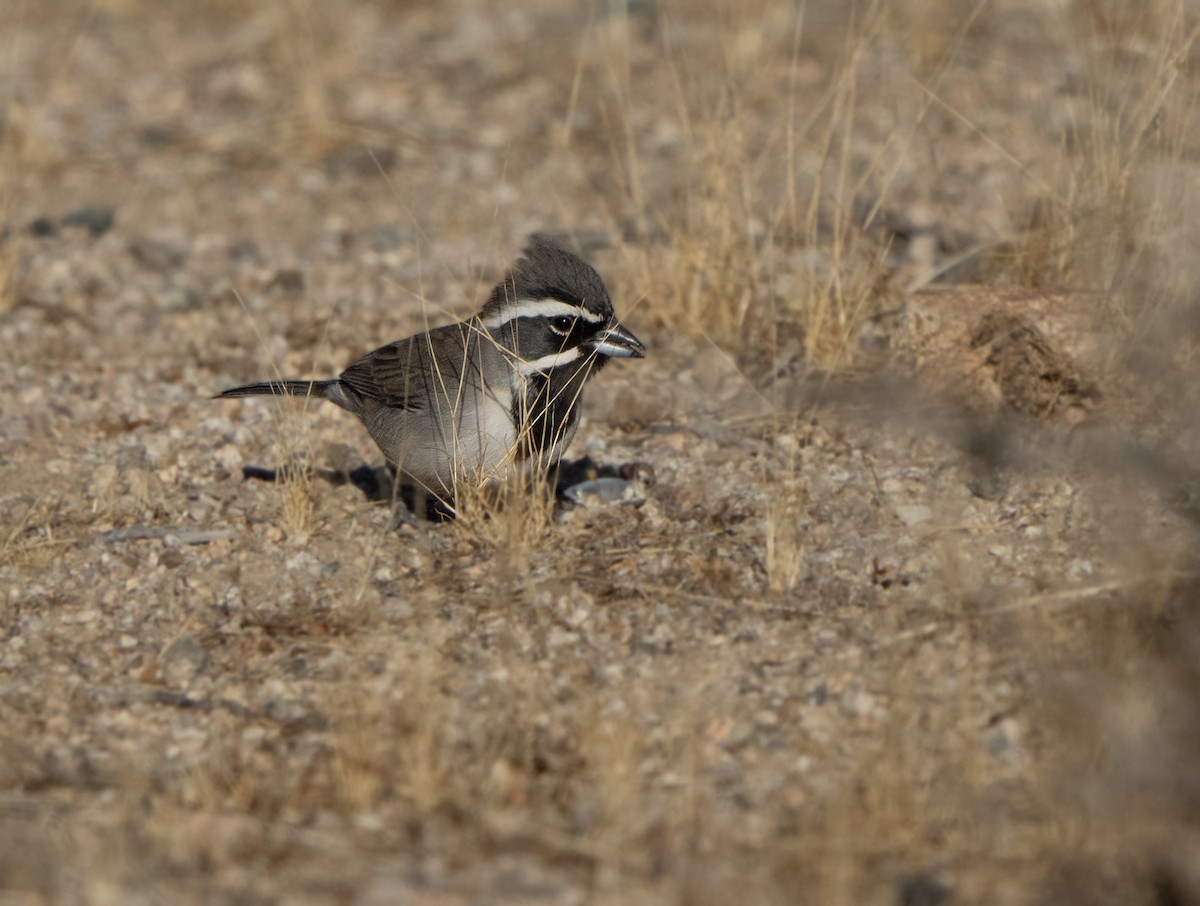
[216, 238, 645, 510]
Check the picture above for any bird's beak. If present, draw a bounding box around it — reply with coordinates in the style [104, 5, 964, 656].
[591, 322, 645, 358]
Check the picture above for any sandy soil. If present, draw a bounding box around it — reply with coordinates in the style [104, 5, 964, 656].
[4, 2, 1200, 903]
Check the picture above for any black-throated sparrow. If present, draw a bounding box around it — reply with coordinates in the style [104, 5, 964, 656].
[217, 238, 644, 505]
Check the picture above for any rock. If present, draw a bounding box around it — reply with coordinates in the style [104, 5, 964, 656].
[61, 206, 115, 236]
[897, 874, 953, 906]
[265, 268, 305, 293]
[157, 548, 185, 569]
[264, 699, 324, 731]
[27, 217, 58, 238]
[160, 636, 208, 689]
[362, 223, 406, 253]
[723, 721, 755, 750]
[562, 477, 645, 506]
[139, 124, 180, 147]
[228, 238, 261, 261]
[130, 234, 187, 271]
[895, 504, 932, 526]
[840, 689, 877, 717]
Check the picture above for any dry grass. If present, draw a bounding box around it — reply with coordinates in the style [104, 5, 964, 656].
[599, 0, 890, 371]
[272, 424, 318, 535]
[1015, 9, 1200, 302]
[597, 0, 993, 372]
[4, 0, 1200, 903]
[452, 468, 560, 558]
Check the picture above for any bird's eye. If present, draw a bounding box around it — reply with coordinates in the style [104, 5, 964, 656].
[549, 315, 576, 335]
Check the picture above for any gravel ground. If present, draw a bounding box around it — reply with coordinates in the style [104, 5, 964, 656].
[4, 2, 1200, 903]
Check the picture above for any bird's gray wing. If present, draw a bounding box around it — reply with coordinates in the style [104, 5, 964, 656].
[338, 322, 475, 410]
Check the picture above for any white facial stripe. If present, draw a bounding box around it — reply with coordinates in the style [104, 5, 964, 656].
[515, 346, 584, 375]
[482, 298, 605, 331]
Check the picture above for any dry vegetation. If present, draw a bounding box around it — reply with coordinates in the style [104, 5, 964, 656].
[4, 0, 1200, 903]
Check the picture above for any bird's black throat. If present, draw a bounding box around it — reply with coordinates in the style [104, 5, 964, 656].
[514, 356, 603, 463]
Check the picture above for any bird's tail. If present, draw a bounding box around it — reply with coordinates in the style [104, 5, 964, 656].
[215, 379, 340, 401]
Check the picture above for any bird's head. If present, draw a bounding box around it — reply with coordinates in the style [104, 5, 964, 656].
[480, 238, 644, 376]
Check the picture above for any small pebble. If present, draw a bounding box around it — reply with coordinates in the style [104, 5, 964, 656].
[563, 477, 644, 506]
[161, 636, 208, 688]
[895, 504, 932, 527]
[61, 206, 115, 236]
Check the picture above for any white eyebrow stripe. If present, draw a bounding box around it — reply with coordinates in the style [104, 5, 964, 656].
[515, 346, 584, 375]
[482, 298, 606, 330]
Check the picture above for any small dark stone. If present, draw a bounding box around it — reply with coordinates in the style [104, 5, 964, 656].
[898, 874, 952, 906]
[27, 217, 58, 238]
[228, 238, 261, 261]
[160, 636, 208, 688]
[61, 206, 115, 237]
[266, 268, 305, 293]
[363, 223, 406, 253]
[140, 124, 179, 147]
[967, 470, 1006, 502]
[157, 548, 185, 569]
[129, 235, 186, 271]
